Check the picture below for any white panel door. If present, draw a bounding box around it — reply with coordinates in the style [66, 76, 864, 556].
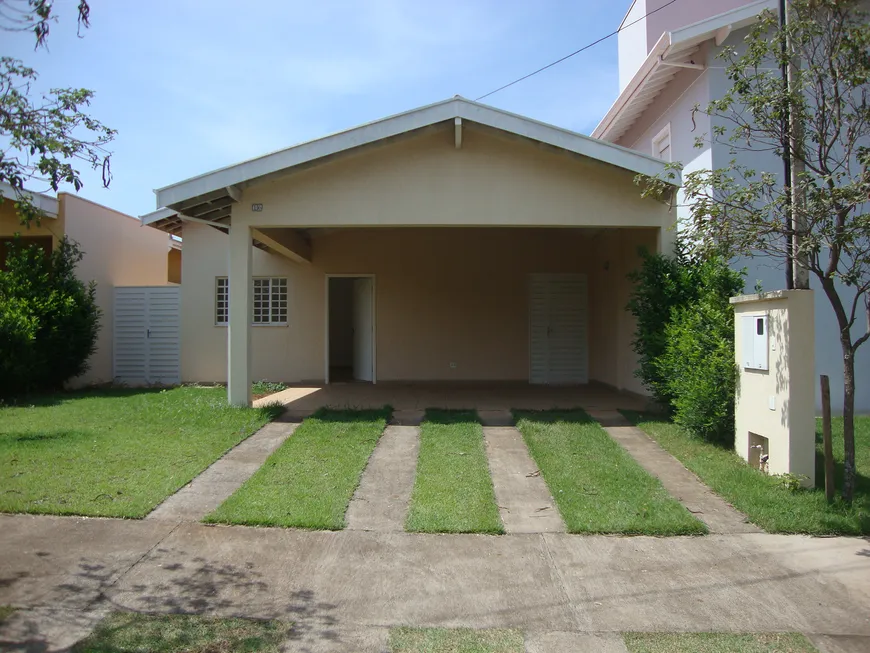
[352, 278, 374, 382]
[114, 286, 181, 385]
[529, 274, 588, 384]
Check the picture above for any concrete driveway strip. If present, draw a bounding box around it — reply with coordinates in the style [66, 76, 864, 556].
[483, 426, 565, 534]
[586, 410, 759, 534]
[147, 421, 298, 522]
[345, 426, 420, 532]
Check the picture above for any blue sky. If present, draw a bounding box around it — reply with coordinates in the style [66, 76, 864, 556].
[6, 0, 629, 217]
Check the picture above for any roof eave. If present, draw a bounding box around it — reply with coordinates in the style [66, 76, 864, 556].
[153, 97, 676, 211]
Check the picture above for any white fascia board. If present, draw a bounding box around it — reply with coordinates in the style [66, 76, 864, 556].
[592, 33, 671, 140]
[592, 0, 777, 142]
[140, 206, 177, 225]
[0, 181, 58, 217]
[668, 0, 777, 50]
[155, 97, 676, 209]
[155, 97, 461, 208]
[457, 102, 674, 182]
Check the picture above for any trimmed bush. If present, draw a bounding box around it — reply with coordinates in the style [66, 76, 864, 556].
[627, 245, 743, 445]
[660, 259, 743, 445]
[0, 236, 100, 396]
[627, 243, 700, 410]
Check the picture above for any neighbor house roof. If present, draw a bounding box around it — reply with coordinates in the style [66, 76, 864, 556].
[592, 0, 777, 142]
[141, 96, 676, 234]
[0, 181, 59, 218]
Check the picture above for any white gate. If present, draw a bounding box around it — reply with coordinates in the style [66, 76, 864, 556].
[113, 286, 181, 385]
[529, 273, 588, 384]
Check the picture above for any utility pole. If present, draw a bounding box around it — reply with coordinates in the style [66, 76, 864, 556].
[785, 0, 810, 289]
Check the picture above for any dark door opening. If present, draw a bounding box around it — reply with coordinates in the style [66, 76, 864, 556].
[327, 276, 373, 383]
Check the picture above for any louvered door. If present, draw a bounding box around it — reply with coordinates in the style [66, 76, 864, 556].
[529, 274, 588, 384]
[113, 286, 180, 385]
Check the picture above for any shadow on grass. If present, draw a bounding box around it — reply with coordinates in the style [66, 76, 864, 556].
[511, 409, 596, 426]
[423, 409, 479, 425]
[0, 386, 171, 410]
[310, 406, 393, 423]
[2, 430, 91, 444]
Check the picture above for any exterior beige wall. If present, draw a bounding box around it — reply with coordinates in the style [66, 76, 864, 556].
[238, 126, 672, 230]
[0, 200, 65, 246]
[733, 290, 816, 486]
[181, 223, 658, 389]
[61, 194, 170, 387]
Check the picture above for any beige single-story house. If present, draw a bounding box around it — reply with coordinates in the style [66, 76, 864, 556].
[1, 184, 178, 387]
[142, 97, 678, 406]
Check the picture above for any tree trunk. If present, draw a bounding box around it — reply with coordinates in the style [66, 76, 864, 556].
[840, 335, 856, 502]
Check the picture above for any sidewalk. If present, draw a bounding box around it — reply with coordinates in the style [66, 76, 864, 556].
[1, 514, 868, 651]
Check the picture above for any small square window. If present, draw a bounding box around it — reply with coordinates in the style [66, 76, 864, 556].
[215, 276, 289, 326]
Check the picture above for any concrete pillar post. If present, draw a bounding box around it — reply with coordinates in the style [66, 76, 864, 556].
[228, 222, 252, 406]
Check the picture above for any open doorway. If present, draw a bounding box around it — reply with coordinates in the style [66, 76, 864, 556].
[327, 276, 375, 383]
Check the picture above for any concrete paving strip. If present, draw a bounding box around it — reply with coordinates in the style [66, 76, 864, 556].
[2, 515, 869, 641]
[345, 426, 420, 532]
[147, 421, 298, 522]
[283, 626, 390, 652]
[483, 427, 565, 534]
[586, 410, 760, 534]
[525, 631, 629, 653]
[809, 634, 870, 653]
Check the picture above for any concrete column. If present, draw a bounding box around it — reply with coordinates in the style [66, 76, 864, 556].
[228, 223, 252, 406]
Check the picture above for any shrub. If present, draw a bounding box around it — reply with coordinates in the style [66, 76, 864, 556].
[627, 242, 700, 409]
[659, 258, 743, 445]
[0, 236, 100, 396]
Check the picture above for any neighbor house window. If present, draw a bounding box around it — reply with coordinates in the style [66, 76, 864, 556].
[652, 123, 672, 162]
[215, 276, 288, 326]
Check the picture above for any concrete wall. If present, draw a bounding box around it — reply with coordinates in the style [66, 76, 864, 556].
[181, 224, 658, 392]
[733, 291, 816, 485]
[618, 1, 649, 92]
[61, 194, 170, 386]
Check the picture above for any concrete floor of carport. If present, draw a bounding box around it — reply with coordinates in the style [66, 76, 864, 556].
[253, 380, 653, 423]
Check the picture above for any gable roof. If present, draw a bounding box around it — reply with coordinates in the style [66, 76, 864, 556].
[142, 96, 675, 231]
[592, 0, 777, 142]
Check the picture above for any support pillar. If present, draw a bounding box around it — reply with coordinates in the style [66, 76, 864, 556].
[228, 223, 252, 406]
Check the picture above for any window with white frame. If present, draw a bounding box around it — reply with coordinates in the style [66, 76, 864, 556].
[652, 124, 672, 162]
[253, 277, 288, 325]
[215, 276, 288, 326]
[215, 277, 229, 325]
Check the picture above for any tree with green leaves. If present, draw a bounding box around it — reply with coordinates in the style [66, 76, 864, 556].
[640, 0, 869, 501]
[0, 0, 115, 223]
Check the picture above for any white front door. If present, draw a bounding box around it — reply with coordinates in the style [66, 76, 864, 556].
[352, 278, 374, 382]
[529, 274, 588, 384]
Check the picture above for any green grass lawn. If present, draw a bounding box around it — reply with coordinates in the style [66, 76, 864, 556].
[389, 627, 524, 653]
[405, 410, 503, 534]
[0, 387, 281, 518]
[70, 612, 291, 653]
[513, 410, 707, 535]
[206, 408, 390, 529]
[623, 632, 818, 653]
[623, 412, 870, 535]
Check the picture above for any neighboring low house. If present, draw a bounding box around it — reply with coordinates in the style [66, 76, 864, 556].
[0, 184, 178, 387]
[142, 97, 678, 406]
[594, 0, 870, 412]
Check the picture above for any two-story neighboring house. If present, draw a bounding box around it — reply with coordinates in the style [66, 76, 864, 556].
[593, 0, 869, 412]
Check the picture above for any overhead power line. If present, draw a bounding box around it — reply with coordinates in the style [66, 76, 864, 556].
[476, 0, 680, 101]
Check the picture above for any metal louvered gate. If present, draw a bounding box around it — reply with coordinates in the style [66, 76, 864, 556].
[113, 286, 181, 385]
[529, 274, 588, 384]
